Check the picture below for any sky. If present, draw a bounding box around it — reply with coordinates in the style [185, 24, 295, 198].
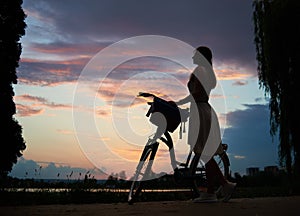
[9, 0, 280, 180]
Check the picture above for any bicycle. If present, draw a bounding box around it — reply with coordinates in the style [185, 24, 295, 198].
[128, 92, 230, 204]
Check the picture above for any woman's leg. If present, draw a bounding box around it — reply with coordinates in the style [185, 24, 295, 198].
[205, 158, 227, 193]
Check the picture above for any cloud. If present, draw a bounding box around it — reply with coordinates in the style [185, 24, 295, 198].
[16, 103, 44, 117]
[22, 0, 258, 80]
[232, 80, 248, 86]
[17, 94, 48, 103]
[15, 94, 73, 117]
[96, 76, 188, 110]
[20, 0, 259, 91]
[9, 157, 108, 179]
[56, 129, 74, 135]
[18, 58, 88, 86]
[91, 57, 191, 110]
[28, 41, 105, 57]
[234, 155, 246, 160]
[214, 62, 254, 80]
[18, 54, 191, 87]
[225, 104, 269, 129]
[223, 104, 279, 174]
[96, 109, 111, 117]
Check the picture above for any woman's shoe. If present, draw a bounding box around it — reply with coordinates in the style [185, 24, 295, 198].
[193, 192, 218, 203]
[222, 182, 237, 202]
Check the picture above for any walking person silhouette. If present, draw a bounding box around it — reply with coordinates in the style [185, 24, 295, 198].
[176, 46, 236, 203]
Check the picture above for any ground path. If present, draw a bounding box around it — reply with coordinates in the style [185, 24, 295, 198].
[2, 196, 300, 216]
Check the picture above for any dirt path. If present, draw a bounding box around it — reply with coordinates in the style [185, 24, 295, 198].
[2, 196, 300, 216]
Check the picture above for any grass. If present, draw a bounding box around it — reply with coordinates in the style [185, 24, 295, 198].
[1, 173, 300, 206]
[1, 185, 300, 206]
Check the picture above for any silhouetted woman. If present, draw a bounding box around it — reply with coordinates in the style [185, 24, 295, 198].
[176, 46, 236, 203]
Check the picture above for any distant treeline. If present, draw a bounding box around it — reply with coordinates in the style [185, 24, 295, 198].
[1, 171, 300, 205]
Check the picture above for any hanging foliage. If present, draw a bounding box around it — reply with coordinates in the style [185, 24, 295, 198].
[252, 0, 300, 175]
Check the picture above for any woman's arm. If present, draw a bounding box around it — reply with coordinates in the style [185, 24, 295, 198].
[176, 94, 192, 105]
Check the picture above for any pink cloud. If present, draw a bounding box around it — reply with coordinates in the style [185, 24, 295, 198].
[16, 104, 44, 117]
[29, 42, 105, 56]
[15, 94, 73, 117]
[16, 94, 48, 103]
[18, 57, 89, 86]
[96, 109, 111, 117]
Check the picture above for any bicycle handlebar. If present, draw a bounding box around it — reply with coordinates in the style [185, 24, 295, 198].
[138, 92, 189, 121]
[137, 92, 155, 98]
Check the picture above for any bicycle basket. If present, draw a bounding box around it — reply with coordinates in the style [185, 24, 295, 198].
[148, 97, 181, 133]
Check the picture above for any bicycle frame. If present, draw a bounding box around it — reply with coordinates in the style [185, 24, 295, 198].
[128, 92, 230, 204]
[133, 92, 205, 178]
[136, 131, 182, 181]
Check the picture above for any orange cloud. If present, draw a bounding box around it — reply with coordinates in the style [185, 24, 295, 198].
[215, 68, 250, 80]
[56, 129, 74, 135]
[214, 61, 254, 81]
[96, 72, 188, 112]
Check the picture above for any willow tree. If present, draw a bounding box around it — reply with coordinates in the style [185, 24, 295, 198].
[0, 0, 26, 177]
[252, 0, 300, 176]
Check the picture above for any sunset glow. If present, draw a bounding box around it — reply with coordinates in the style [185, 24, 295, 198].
[10, 0, 278, 180]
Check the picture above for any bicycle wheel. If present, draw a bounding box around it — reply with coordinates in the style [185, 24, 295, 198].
[215, 152, 230, 178]
[190, 151, 230, 197]
[128, 142, 158, 204]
